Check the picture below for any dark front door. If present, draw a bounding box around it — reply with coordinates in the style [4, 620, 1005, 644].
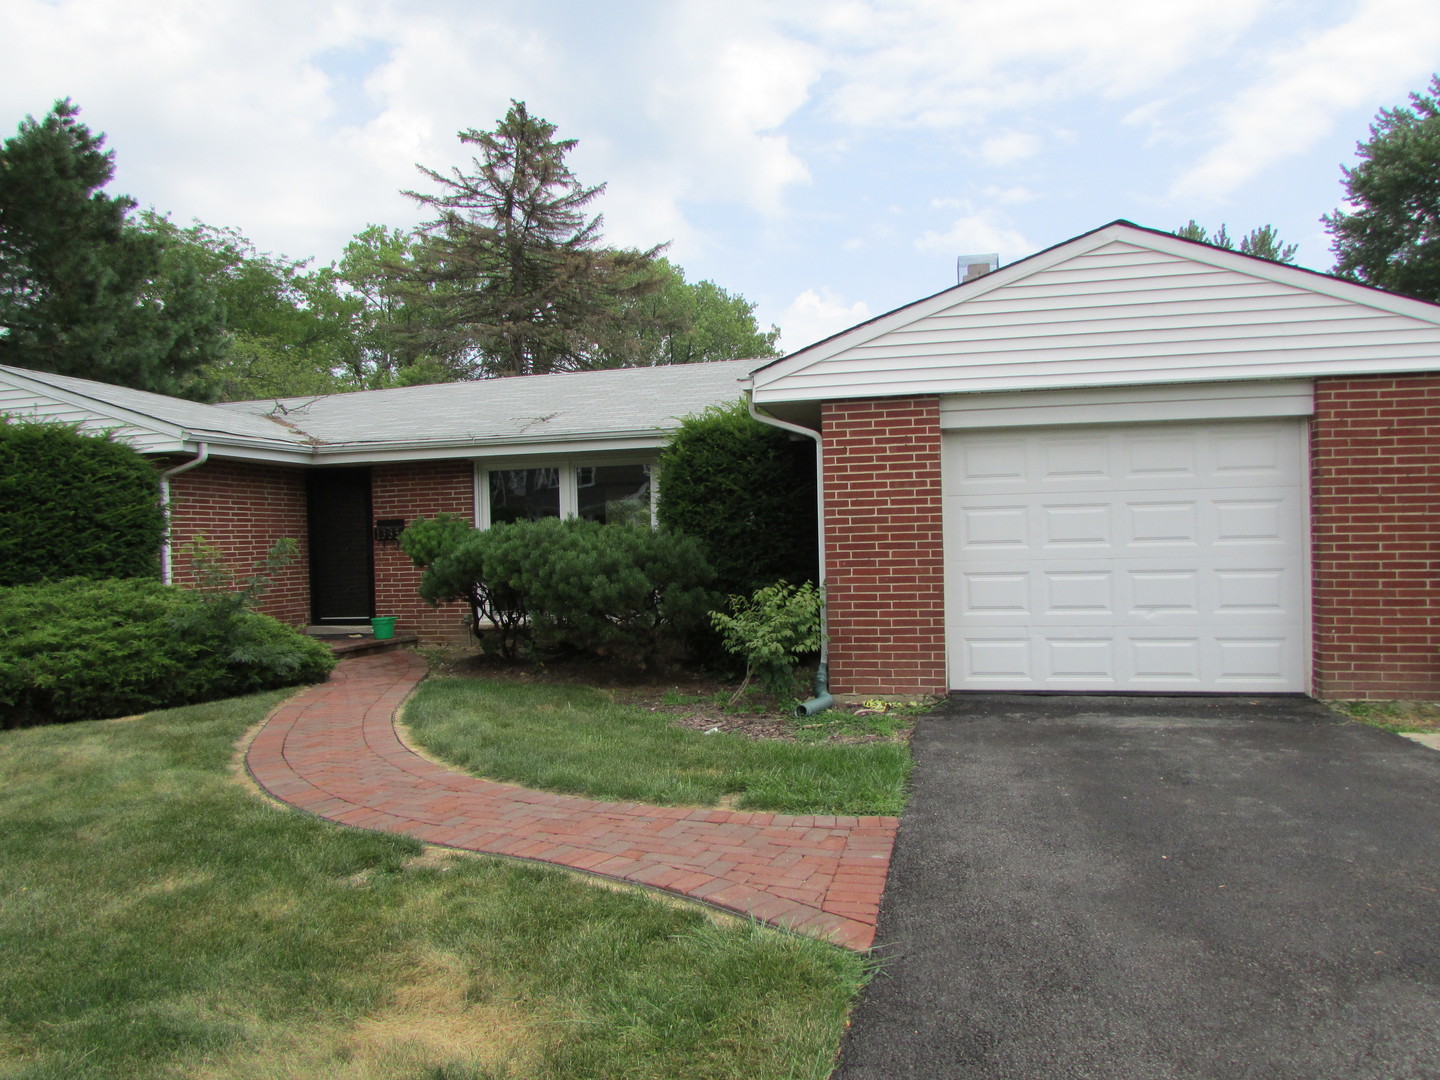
[307, 468, 374, 624]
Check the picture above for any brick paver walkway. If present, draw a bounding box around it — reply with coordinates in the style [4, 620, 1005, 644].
[245, 651, 898, 950]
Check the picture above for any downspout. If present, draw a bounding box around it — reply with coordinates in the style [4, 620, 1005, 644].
[745, 391, 834, 717]
[158, 442, 209, 585]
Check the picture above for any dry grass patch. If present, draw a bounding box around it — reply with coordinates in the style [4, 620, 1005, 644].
[195, 948, 553, 1080]
[1329, 700, 1440, 733]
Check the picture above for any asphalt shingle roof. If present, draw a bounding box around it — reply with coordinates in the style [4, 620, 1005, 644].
[216, 359, 755, 448]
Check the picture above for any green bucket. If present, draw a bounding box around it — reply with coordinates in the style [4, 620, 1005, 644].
[370, 616, 397, 640]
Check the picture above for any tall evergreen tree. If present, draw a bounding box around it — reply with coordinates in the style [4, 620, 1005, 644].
[0, 100, 225, 395]
[1324, 75, 1440, 303]
[399, 100, 663, 378]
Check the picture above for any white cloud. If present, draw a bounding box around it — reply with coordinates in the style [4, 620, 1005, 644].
[0, 0, 821, 268]
[1169, 0, 1440, 203]
[979, 131, 1041, 165]
[778, 288, 872, 353]
[982, 185, 1040, 205]
[807, 0, 1270, 131]
[915, 213, 1032, 261]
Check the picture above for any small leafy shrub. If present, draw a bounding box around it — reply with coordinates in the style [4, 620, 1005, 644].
[401, 516, 716, 667]
[0, 577, 334, 727]
[711, 581, 823, 704]
[0, 418, 165, 585]
[657, 400, 817, 600]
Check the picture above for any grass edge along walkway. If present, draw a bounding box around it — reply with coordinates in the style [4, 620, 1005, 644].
[246, 651, 898, 950]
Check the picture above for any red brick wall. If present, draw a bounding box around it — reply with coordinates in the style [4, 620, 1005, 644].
[372, 460, 475, 643]
[1312, 374, 1440, 700]
[164, 458, 310, 625]
[822, 397, 947, 696]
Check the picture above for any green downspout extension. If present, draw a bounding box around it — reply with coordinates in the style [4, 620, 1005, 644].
[743, 390, 833, 718]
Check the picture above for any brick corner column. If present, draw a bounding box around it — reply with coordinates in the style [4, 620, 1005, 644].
[821, 396, 947, 697]
[1311, 374, 1440, 701]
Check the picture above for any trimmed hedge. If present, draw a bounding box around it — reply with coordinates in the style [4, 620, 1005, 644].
[0, 577, 335, 727]
[0, 418, 166, 586]
[656, 399, 817, 599]
[404, 516, 716, 667]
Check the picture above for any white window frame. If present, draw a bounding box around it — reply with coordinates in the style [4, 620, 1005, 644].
[473, 455, 657, 529]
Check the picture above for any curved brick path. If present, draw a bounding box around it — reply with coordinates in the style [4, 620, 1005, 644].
[245, 651, 898, 949]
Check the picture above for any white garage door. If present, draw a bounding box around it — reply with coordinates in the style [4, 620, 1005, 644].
[943, 419, 1308, 692]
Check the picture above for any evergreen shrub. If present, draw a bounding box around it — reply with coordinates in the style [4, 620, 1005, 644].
[402, 516, 716, 666]
[0, 577, 334, 727]
[656, 400, 817, 600]
[0, 418, 166, 585]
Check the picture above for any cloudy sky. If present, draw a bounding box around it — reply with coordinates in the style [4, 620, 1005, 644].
[5, 0, 1439, 352]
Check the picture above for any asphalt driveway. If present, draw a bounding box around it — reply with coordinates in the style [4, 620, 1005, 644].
[834, 695, 1440, 1079]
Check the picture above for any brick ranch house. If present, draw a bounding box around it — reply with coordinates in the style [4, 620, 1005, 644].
[0, 359, 754, 644]
[4, 220, 1440, 701]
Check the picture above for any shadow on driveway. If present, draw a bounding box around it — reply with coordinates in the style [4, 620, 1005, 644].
[835, 695, 1440, 1080]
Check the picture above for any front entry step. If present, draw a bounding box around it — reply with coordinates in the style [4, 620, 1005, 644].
[304, 626, 420, 659]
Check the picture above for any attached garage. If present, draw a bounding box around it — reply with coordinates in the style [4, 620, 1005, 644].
[748, 220, 1440, 701]
[943, 415, 1308, 692]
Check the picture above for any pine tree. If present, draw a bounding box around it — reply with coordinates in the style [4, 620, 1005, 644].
[1173, 220, 1298, 264]
[1324, 75, 1440, 303]
[0, 100, 225, 395]
[400, 100, 662, 378]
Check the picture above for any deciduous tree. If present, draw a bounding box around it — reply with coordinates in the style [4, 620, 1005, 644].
[589, 258, 780, 368]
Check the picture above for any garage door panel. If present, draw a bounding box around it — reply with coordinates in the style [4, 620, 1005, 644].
[951, 564, 1295, 624]
[954, 629, 1301, 690]
[943, 425, 1303, 495]
[945, 419, 1307, 692]
[950, 488, 1300, 555]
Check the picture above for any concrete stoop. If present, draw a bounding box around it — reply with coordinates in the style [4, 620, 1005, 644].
[304, 625, 420, 658]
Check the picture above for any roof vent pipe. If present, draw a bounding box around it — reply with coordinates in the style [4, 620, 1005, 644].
[957, 253, 1000, 284]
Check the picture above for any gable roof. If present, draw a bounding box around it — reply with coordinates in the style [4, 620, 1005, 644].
[0, 359, 754, 464]
[749, 220, 1440, 419]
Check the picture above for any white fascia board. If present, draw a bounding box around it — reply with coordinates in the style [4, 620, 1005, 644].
[276, 432, 666, 467]
[761, 355, 1440, 404]
[132, 430, 669, 467]
[940, 379, 1314, 429]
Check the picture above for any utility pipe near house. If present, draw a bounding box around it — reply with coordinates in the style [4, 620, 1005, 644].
[744, 392, 833, 717]
[158, 442, 209, 585]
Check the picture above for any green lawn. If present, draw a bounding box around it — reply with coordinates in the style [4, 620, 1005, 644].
[402, 677, 912, 816]
[0, 692, 870, 1080]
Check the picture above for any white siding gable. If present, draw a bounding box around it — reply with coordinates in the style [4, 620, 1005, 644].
[0, 380, 187, 453]
[751, 223, 1440, 405]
